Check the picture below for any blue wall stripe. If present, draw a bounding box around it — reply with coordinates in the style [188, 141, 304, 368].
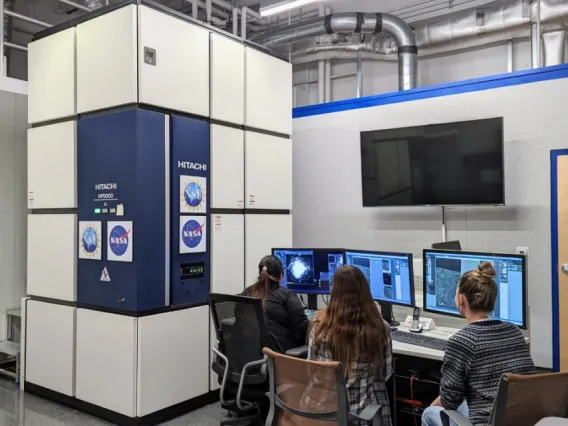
[293, 63, 568, 119]
[550, 150, 568, 372]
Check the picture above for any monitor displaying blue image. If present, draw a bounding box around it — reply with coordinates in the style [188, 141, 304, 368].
[272, 249, 344, 294]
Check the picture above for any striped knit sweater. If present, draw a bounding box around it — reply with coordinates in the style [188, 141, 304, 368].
[440, 319, 535, 425]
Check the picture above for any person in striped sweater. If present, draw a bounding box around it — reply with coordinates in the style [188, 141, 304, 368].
[421, 261, 535, 426]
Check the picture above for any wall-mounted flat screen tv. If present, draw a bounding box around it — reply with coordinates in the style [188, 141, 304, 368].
[360, 117, 504, 207]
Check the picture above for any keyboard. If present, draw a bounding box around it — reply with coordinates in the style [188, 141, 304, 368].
[391, 329, 448, 351]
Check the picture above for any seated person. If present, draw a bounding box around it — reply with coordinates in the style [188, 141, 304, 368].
[307, 265, 392, 426]
[242, 255, 309, 353]
[422, 262, 535, 426]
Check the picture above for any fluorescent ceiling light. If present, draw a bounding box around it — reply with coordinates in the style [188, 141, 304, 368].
[260, 0, 319, 17]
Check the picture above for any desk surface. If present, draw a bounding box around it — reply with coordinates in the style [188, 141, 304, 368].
[392, 324, 531, 362]
[392, 325, 457, 362]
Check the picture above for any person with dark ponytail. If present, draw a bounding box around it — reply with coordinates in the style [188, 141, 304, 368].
[242, 255, 309, 353]
[422, 261, 535, 426]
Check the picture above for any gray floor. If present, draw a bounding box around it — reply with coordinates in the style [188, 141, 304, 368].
[0, 378, 226, 426]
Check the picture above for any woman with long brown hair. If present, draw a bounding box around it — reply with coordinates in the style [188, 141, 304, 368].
[308, 265, 392, 425]
[243, 255, 309, 353]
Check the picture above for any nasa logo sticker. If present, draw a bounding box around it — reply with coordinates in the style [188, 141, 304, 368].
[180, 175, 207, 214]
[180, 216, 207, 254]
[107, 221, 133, 262]
[78, 221, 102, 260]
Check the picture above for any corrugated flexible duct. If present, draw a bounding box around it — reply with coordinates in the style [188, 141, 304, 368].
[252, 12, 418, 90]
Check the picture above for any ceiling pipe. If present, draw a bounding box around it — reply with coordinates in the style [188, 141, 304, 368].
[4, 10, 51, 28]
[291, 44, 393, 64]
[324, 5, 331, 103]
[5, 40, 25, 51]
[83, 0, 103, 9]
[317, 3, 324, 104]
[56, 0, 92, 12]
[1, 0, 14, 74]
[253, 12, 418, 90]
[289, 0, 568, 74]
[1, 0, 5, 72]
[205, 0, 212, 23]
[367, 0, 568, 58]
[241, 6, 261, 40]
[184, 0, 234, 21]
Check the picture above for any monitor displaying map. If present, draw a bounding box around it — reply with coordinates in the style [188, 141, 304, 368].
[423, 249, 527, 328]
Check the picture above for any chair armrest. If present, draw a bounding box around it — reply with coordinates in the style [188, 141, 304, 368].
[348, 404, 381, 423]
[440, 410, 472, 426]
[236, 358, 267, 411]
[286, 345, 308, 358]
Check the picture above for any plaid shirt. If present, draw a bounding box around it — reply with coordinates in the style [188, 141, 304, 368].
[306, 323, 393, 426]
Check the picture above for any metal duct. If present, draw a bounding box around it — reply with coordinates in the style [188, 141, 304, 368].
[538, 0, 568, 23]
[382, 0, 568, 61]
[542, 30, 566, 66]
[252, 12, 417, 90]
[354, 0, 531, 56]
[289, 0, 568, 74]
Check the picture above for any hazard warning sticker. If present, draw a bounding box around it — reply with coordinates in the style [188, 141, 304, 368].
[100, 267, 111, 282]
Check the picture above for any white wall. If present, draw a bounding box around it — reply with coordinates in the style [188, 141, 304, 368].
[293, 39, 533, 107]
[292, 74, 568, 369]
[0, 89, 28, 341]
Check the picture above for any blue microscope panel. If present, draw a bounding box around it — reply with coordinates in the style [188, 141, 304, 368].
[170, 115, 211, 305]
[77, 108, 168, 312]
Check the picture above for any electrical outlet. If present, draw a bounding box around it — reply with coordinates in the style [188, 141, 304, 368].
[516, 247, 529, 256]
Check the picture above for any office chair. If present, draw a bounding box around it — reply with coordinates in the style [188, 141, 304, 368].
[263, 347, 384, 426]
[210, 293, 272, 426]
[441, 372, 568, 426]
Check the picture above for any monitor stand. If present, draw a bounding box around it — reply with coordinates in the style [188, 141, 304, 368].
[379, 301, 400, 327]
[307, 294, 319, 311]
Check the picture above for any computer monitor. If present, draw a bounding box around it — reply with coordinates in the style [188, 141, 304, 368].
[432, 240, 462, 250]
[344, 250, 415, 307]
[423, 249, 527, 328]
[271, 248, 345, 295]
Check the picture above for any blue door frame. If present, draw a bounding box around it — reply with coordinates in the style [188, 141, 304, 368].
[550, 149, 568, 372]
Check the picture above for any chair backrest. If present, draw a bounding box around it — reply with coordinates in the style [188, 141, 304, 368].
[209, 293, 272, 383]
[263, 347, 350, 426]
[491, 372, 568, 426]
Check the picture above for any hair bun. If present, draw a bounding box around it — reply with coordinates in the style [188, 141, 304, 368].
[477, 261, 496, 279]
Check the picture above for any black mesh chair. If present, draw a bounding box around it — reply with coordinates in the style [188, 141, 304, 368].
[210, 293, 274, 426]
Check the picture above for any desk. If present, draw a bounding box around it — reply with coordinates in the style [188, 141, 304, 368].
[389, 324, 530, 425]
[391, 324, 530, 361]
[391, 325, 457, 362]
[389, 325, 457, 425]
